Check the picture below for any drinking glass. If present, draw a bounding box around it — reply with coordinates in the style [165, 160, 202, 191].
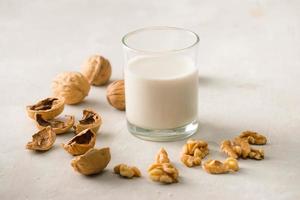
[122, 26, 199, 141]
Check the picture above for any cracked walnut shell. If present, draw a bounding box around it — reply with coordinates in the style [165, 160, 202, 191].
[114, 164, 141, 178]
[62, 129, 96, 156]
[106, 80, 125, 111]
[71, 147, 111, 175]
[181, 139, 209, 167]
[52, 72, 90, 105]
[26, 126, 56, 151]
[73, 109, 102, 134]
[26, 97, 65, 120]
[82, 55, 112, 86]
[35, 114, 74, 135]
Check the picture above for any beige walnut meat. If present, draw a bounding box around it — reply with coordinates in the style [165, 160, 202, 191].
[181, 139, 209, 167]
[73, 109, 102, 134]
[239, 131, 267, 145]
[148, 148, 179, 184]
[203, 157, 239, 174]
[35, 114, 74, 134]
[62, 129, 96, 156]
[220, 131, 266, 160]
[71, 147, 111, 175]
[52, 72, 90, 105]
[82, 55, 112, 86]
[114, 164, 141, 178]
[26, 126, 56, 151]
[106, 80, 125, 111]
[26, 97, 65, 120]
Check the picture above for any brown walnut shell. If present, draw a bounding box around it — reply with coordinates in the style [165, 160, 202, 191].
[26, 97, 65, 120]
[71, 147, 111, 175]
[52, 72, 90, 105]
[81, 55, 112, 86]
[73, 109, 102, 134]
[106, 80, 125, 111]
[35, 114, 75, 135]
[26, 126, 56, 151]
[62, 129, 96, 156]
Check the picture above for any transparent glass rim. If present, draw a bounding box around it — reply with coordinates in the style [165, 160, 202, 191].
[122, 26, 200, 54]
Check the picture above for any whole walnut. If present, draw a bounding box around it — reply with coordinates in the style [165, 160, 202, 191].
[106, 80, 125, 111]
[52, 72, 90, 105]
[81, 55, 112, 86]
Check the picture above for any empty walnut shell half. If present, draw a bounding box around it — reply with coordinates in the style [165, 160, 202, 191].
[106, 80, 125, 111]
[71, 147, 111, 175]
[26, 126, 56, 151]
[35, 114, 75, 135]
[81, 55, 112, 86]
[74, 109, 102, 134]
[62, 129, 96, 156]
[26, 97, 65, 120]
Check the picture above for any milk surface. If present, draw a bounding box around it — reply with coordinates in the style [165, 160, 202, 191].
[124, 55, 198, 129]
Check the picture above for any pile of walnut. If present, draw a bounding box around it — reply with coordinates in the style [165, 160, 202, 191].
[25, 54, 128, 178]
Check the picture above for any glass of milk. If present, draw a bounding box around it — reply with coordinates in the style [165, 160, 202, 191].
[122, 26, 199, 141]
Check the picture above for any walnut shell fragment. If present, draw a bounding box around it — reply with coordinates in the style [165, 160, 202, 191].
[26, 97, 65, 120]
[81, 55, 112, 86]
[114, 164, 141, 178]
[62, 129, 96, 156]
[73, 109, 102, 134]
[239, 131, 267, 145]
[71, 147, 111, 175]
[26, 126, 56, 151]
[106, 80, 125, 111]
[35, 114, 74, 135]
[52, 72, 90, 105]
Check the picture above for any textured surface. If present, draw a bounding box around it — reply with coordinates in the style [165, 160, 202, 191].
[1, 0, 300, 199]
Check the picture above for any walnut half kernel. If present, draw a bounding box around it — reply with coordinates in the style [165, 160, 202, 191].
[71, 147, 111, 175]
[73, 109, 102, 134]
[62, 129, 96, 156]
[181, 139, 209, 167]
[26, 126, 56, 151]
[114, 164, 141, 178]
[26, 97, 65, 120]
[148, 148, 179, 184]
[35, 114, 74, 135]
[202, 157, 239, 174]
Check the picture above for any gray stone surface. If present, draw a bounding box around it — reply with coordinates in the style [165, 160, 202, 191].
[0, 0, 299, 199]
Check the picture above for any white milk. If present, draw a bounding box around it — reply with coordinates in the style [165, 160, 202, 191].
[124, 55, 198, 130]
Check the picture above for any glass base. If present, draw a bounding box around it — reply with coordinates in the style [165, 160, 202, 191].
[127, 120, 198, 142]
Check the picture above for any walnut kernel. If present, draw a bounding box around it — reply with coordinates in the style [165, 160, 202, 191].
[155, 148, 170, 164]
[203, 158, 239, 174]
[239, 131, 267, 145]
[82, 55, 112, 86]
[52, 72, 90, 105]
[106, 80, 125, 111]
[181, 139, 209, 167]
[114, 164, 141, 178]
[148, 163, 179, 184]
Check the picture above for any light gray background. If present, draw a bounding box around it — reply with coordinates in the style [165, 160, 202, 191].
[0, 0, 299, 199]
